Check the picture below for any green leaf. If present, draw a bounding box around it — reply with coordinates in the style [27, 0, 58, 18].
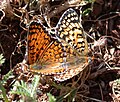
[10, 75, 40, 101]
[1, 70, 14, 85]
[0, 81, 9, 102]
[0, 54, 5, 65]
[31, 75, 40, 97]
[47, 93, 56, 102]
[56, 88, 78, 102]
[56, 93, 65, 102]
[10, 80, 31, 97]
[83, 8, 92, 16]
[67, 88, 78, 102]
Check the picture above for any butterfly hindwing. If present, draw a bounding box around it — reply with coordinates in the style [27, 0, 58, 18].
[56, 8, 88, 56]
[53, 8, 89, 81]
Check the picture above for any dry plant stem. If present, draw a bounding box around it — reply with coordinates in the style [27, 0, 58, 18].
[84, 31, 96, 41]
[78, 94, 106, 102]
[13, 7, 29, 29]
[104, 62, 112, 69]
[10, 52, 15, 69]
[84, 13, 119, 22]
[73, 73, 83, 87]
[10, 42, 22, 69]
[0, 9, 5, 21]
[19, 21, 27, 31]
[6, 0, 14, 16]
[0, 43, 5, 55]
[89, 66, 120, 80]
[88, 68, 107, 79]
[78, 67, 91, 88]
[12, 8, 23, 18]
[3, 34, 15, 42]
[112, 83, 120, 101]
[105, 20, 108, 35]
[103, 36, 120, 42]
[0, 24, 8, 31]
[98, 43, 102, 55]
[47, 0, 81, 19]
[6, 0, 12, 9]
[98, 83, 104, 101]
[109, 19, 114, 33]
[96, 12, 120, 21]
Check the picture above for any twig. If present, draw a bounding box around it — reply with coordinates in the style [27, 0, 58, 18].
[78, 94, 106, 102]
[98, 82, 104, 101]
[47, 0, 82, 19]
[0, 43, 5, 55]
[84, 12, 120, 22]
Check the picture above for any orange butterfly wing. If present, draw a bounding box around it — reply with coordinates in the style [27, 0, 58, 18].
[28, 21, 67, 74]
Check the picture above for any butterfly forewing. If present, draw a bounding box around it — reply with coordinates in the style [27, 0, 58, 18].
[28, 21, 67, 75]
[28, 21, 51, 64]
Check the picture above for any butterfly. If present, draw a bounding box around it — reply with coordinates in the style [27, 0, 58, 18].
[27, 8, 90, 81]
